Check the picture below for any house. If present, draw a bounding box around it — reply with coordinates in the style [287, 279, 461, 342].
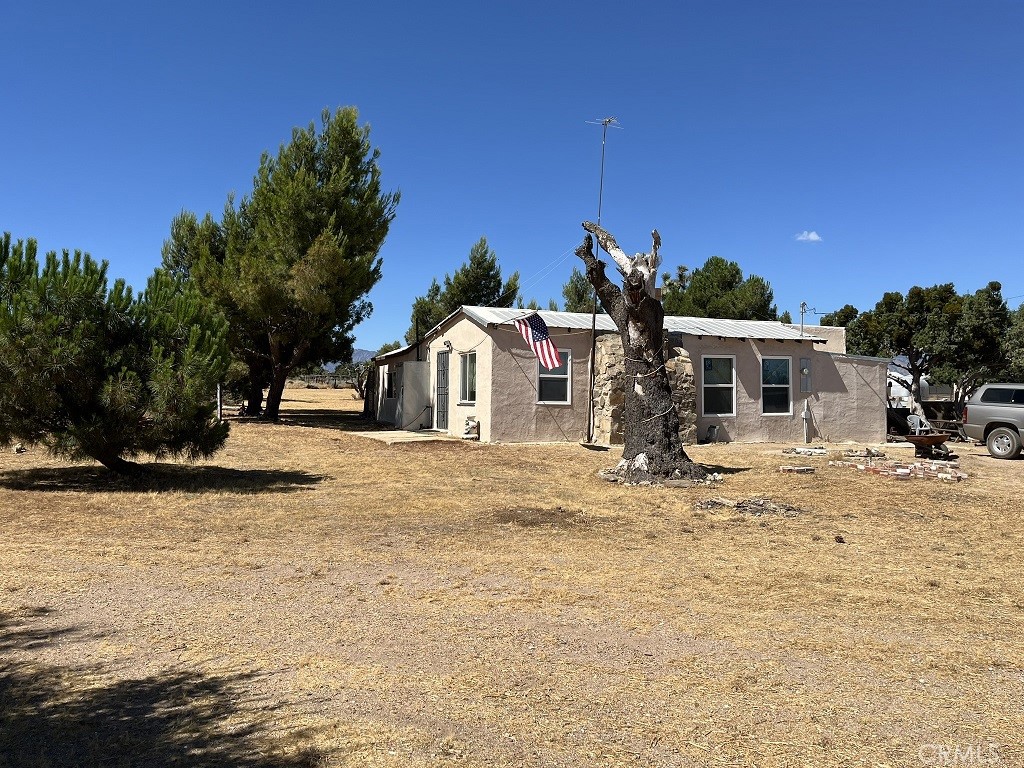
[369, 307, 888, 445]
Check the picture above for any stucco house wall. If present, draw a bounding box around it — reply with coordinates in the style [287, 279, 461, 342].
[809, 354, 888, 443]
[488, 325, 593, 443]
[371, 346, 419, 426]
[424, 315, 496, 440]
[784, 323, 847, 353]
[681, 336, 886, 444]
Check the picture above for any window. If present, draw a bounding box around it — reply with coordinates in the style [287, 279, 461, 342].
[537, 349, 571, 404]
[702, 356, 735, 416]
[762, 357, 792, 415]
[980, 387, 1024, 404]
[384, 367, 395, 399]
[460, 352, 477, 403]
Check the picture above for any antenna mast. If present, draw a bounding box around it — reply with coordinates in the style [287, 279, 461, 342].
[586, 117, 620, 228]
[584, 117, 621, 444]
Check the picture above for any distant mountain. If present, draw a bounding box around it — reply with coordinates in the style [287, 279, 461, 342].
[352, 349, 375, 363]
[320, 350, 375, 373]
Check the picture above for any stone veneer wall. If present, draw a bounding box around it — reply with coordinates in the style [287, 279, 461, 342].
[592, 333, 698, 446]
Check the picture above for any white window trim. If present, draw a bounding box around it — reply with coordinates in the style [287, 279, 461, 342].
[459, 351, 477, 404]
[537, 348, 571, 405]
[701, 354, 736, 417]
[761, 355, 793, 416]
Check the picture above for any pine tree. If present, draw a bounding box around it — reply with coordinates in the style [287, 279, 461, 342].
[847, 284, 962, 407]
[1005, 305, 1024, 381]
[661, 256, 777, 320]
[165, 107, 399, 420]
[562, 266, 602, 313]
[930, 282, 1013, 411]
[442, 237, 519, 310]
[405, 237, 519, 343]
[0, 233, 230, 473]
[820, 304, 859, 327]
[406, 279, 446, 344]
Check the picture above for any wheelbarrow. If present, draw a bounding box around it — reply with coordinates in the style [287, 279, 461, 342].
[904, 432, 954, 460]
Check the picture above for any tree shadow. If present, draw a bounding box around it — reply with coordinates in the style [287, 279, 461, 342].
[0, 607, 92, 655]
[0, 465, 328, 494]
[274, 407, 388, 433]
[0, 609, 324, 768]
[695, 463, 751, 476]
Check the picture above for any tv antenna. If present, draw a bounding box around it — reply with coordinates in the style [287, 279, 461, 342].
[585, 117, 621, 227]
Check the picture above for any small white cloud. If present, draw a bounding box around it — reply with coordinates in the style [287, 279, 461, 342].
[795, 230, 823, 242]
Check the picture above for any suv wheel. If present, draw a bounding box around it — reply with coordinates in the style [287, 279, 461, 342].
[986, 427, 1022, 459]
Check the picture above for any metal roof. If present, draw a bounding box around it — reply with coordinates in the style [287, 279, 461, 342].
[461, 306, 826, 342]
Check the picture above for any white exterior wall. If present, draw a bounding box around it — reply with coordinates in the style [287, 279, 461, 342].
[426, 317, 495, 440]
[371, 346, 423, 427]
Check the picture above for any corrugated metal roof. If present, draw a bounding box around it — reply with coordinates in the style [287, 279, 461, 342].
[373, 342, 417, 361]
[463, 306, 616, 331]
[461, 306, 825, 342]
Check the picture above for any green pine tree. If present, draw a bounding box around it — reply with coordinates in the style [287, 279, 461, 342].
[0, 232, 230, 473]
[165, 107, 399, 420]
[1005, 304, 1024, 381]
[847, 283, 962, 405]
[661, 256, 778, 320]
[930, 281, 1013, 410]
[562, 266, 602, 313]
[820, 304, 859, 327]
[405, 237, 519, 343]
[406, 279, 446, 344]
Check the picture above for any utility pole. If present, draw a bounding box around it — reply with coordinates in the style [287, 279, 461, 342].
[585, 117, 620, 444]
[799, 301, 815, 337]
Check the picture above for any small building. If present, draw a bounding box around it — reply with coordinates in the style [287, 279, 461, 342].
[368, 307, 888, 445]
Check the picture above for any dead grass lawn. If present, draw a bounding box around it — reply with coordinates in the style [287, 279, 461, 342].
[1, 388, 1022, 767]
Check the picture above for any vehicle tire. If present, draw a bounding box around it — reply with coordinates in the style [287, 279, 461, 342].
[986, 426, 1022, 459]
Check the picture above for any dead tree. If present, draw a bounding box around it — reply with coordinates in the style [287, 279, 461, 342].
[576, 222, 706, 483]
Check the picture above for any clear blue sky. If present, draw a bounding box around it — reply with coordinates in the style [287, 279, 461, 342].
[4, 1, 1022, 352]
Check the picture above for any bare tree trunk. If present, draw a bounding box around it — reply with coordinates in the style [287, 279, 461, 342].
[260, 337, 310, 422]
[261, 367, 289, 421]
[576, 222, 705, 484]
[242, 376, 264, 417]
[91, 446, 142, 474]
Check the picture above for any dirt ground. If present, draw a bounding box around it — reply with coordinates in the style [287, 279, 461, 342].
[1, 388, 1022, 768]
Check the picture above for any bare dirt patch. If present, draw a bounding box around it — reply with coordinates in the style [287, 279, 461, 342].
[2, 388, 1022, 767]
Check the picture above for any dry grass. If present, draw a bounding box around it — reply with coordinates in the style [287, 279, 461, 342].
[1, 389, 1022, 767]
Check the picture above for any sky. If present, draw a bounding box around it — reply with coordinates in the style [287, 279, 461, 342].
[3, 1, 1023, 352]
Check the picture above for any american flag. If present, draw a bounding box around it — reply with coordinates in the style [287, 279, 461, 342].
[514, 312, 562, 371]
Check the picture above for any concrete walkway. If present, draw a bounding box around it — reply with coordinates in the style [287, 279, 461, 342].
[350, 429, 460, 445]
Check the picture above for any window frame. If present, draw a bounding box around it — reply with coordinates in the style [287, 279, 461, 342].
[459, 351, 477, 404]
[761, 355, 793, 416]
[701, 355, 736, 417]
[384, 366, 396, 400]
[536, 348, 571, 405]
